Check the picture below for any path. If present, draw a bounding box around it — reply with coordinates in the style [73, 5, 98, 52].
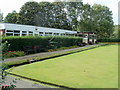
[4, 76, 52, 88]
[4, 45, 97, 63]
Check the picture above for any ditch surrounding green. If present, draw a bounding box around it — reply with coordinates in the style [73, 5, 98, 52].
[9, 45, 118, 88]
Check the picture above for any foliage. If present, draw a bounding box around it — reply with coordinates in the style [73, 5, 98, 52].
[79, 3, 92, 31]
[112, 25, 120, 38]
[35, 2, 71, 29]
[79, 4, 114, 38]
[2, 41, 10, 53]
[47, 45, 78, 52]
[91, 4, 114, 38]
[0, 65, 17, 89]
[18, 1, 40, 25]
[50, 2, 71, 29]
[2, 36, 82, 51]
[98, 38, 120, 42]
[65, 2, 83, 30]
[3, 51, 25, 58]
[4, 11, 19, 24]
[35, 2, 52, 27]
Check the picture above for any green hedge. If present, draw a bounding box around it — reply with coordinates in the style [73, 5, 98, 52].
[2, 36, 82, 51]
[2, 36, 49, 51]
[98, 38, 120, 42]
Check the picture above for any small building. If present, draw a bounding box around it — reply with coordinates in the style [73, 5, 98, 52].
[0, 23, 77, 37]
[0, 23, 97, 45]
[77, 31, 97, 44]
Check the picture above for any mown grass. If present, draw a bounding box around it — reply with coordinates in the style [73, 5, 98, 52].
[9, 45, 118, 88]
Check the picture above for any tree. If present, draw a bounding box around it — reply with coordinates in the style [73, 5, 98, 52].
[51, 2, 70, 29]
[91, 4, 114, 38]
[4, 11, 19, 24]
[65, 2, 83, 31]
[79, 3, 93, 31]
[113, 25, 120, 38]
[35, 2, 53, 27]
[18, 1, 40, 25]
[35, 2, 70, 30]
[0, 11, 3, 23]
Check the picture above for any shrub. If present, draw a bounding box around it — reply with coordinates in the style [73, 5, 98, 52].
[2, 36, 49, 51]
[3, 51, 25, 58]
[2, 36, 83, 52]
[98, 38, 120, 42]
[47, 45, 79, 52]
[2, 41, 10, 53]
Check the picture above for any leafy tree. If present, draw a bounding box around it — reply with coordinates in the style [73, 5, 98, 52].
[35, 2, 53, 27]
[78, 4, 114, 38]
[35, 2, 70, 30]
[18, 1, 40, 25]
[51, 2, 70, 29]
[65, 2, 83, 31]
[91, 4, 114, 38]
[16, 1, 114, 38]
[4, 11, 19, 24]
[78, 3, 93, 31]
[113, 25, 120, 38]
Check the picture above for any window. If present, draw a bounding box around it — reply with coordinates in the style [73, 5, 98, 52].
[6, 33, 13, 36]
[22, 31, 27, 34]
[39, 32, 43, 36]
[54, 33, 59, 36]
[45, 32, 52, 36]
[6, 30, 14, 36]
[6, 30, 13, 33]
[22, 31, 27, 36]
[14, 30, 20, 33]
[29, 31, 33, 35]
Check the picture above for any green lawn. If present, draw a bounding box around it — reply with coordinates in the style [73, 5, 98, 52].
[10, 45, 118, 88]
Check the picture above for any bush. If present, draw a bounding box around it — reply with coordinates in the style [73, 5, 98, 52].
[3, 51, 25, 58]
[2, 36, 49, 51]
[49, 36, 82, 49]
[2, 41, 10, 53]
[47, 45, 79, 52]
[2, 36, 83, 52]
[98, 38, 120, 42]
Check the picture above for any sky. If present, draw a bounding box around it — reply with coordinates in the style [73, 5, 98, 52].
[0, 0, 119, 25]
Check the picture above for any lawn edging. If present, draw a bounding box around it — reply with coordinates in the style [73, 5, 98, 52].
[4, 43, 109, 68]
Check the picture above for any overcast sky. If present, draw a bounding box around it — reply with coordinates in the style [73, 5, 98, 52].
[0, 0, 119, 25]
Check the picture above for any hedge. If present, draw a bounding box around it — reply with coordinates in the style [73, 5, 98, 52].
[2, 36, 82, 51]
[97, 38, 120, 42]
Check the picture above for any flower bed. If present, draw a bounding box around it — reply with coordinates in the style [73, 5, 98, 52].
[3, 51, 26, 58]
